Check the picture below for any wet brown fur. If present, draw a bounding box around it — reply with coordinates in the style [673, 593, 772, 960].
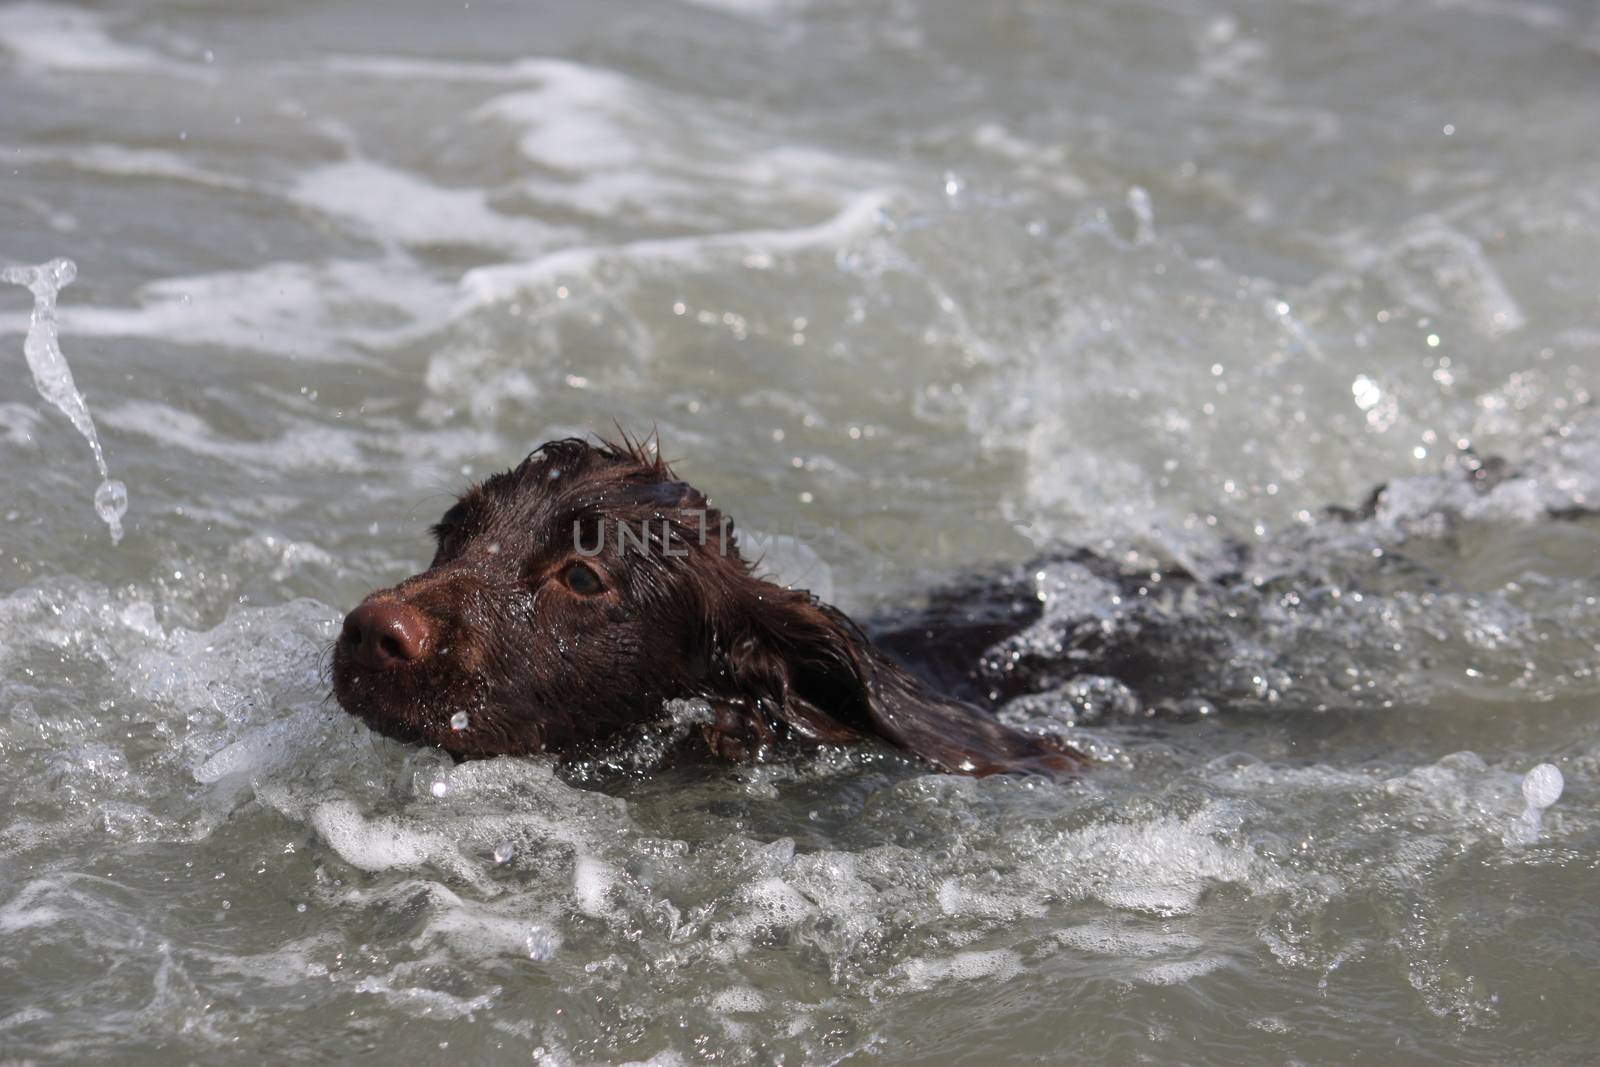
[332, 436, 1086, 776]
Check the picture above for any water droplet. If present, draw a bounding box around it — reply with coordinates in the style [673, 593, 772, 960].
[1522, 763, 1563, 809]
[524, 926, 557, 961]
[3, 258, 130, 544]
[1351, 375, 1382, 410]
[450, 711, 470, 731]
[94, 479, 128, 544]
[493, 842, 514, 864]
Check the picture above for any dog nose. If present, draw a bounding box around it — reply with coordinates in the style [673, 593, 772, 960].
[340, 599, 431, 669]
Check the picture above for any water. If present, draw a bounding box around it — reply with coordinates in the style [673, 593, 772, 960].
[2, 0, 1599, 1062]
[0, 256, 127, 543]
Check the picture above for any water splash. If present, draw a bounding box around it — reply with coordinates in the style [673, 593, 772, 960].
[1504, 763, 1564, 847]
[1, 257, 128, 543]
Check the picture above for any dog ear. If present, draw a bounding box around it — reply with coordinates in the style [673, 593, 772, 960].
[850, 643, 1088, 776]
[701, 584, 1086, 776]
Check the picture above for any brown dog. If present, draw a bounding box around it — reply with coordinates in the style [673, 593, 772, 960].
[332, 437, 1086, 776]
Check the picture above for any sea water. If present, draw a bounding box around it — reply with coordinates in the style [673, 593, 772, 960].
[2, 1, 1597, 1062]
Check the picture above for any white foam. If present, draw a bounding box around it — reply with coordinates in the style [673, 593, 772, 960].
[290, 159, 571, 252]
[100, 400, 366, 474]
[1432, 0, 1569, 31]
[1054, 920, 1204, 959]
[464, 60, 888, 228]
[351, 967, 497, 1018]
[1348, 218, 1526, 336]
[475, 61, 644, 173]
[1037, 812, 1262, 916]
[573, 854, 619, 917]
[0, 3, 163, 73]
[304, 798, 488, 888]
[677, 0, 801, 16]
[708, 987, 768, 1014]
[935, 878, 1048, 921]
[227, 533, 339, 584]
[0, 258, 454, 364]
[410, 891, 562, 961]
[0, 876, 67, 933]
[0, 401, 47, 445]
[321, 53, 540, 84]
[896, 949, 1023, 991]
[457, 190, 891, 311]
[1134, 956, 1228, 986]
[617, 1054, 687, 1067]
[741, 877, 816, 929]
[970, 124, 1089, 197]
[1, 144, 255, 192]
[193, 715, 309, 784]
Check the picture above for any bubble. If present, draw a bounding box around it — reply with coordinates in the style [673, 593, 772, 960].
[430, 780, 449, 798]
[449, 711, 470, 731]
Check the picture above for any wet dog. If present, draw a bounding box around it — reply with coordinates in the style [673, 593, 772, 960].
[332, 437, 1087, 776]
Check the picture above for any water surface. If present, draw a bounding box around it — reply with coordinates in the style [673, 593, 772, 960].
[3, 0, 1599, 1062]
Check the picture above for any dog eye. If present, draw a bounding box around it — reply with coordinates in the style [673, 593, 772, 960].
[561, 562, 605, 595]
[430, 501, 471, 543]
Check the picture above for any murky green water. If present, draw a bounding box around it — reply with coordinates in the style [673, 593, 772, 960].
[3, 0, 1599, 1062]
